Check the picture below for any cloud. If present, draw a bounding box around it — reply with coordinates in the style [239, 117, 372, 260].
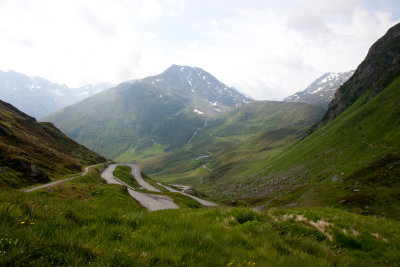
[80, 4, 116, 37]
[13, 38, 36, 48]
[0, 0, 398, 100]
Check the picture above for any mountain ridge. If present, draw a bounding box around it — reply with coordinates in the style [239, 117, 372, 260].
[43, 65, 252, 159]
[312, 23, 400, 131]
[0, 70, 113, 118]
[0, 99, 105, 188]
[284, 70, 354, 108]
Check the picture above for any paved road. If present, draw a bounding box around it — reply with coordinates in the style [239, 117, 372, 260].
[157, 182, 218, 207]
[101, 164, 178, 211]
[129, 164, 161, 192]
[24, 162, 106, 193]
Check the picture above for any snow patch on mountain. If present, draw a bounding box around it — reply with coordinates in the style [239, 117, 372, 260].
[283, 70, 354, 109]
[194, 109, 204, 114]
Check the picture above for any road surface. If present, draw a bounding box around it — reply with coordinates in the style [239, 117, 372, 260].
[23, 162, 106, 193]
[128, 164, 161, 192]
[101, 164, 178, 211]
[157, 182, 218, 207]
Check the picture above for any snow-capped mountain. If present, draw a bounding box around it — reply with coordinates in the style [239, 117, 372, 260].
[0, 70, 112, 118]
[142, 65, 252, 115]
[284, 71, 354, 108]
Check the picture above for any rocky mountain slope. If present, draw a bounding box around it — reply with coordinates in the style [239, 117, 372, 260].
[0, 70, 112, 118]
[0, 99, 105, 188]
[193, 23, 400, 219]
[143, 65, 252, 114]
[43, 65, 252, 159]
[284, 71, 354, 108]
[313, 22, 400, 130]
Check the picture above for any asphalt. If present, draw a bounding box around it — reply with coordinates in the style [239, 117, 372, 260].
[23, 162, 105, 193]
[101, 163, 178, 211]
[157, 182, 218, 207]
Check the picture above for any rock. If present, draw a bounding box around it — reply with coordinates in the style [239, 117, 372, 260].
[331, 174, 339, 182]
[169, 184, 194, 194]
[8, 159, 50, 183]
[28, 164, 50, 183]
[353, 189, 361, 192]
[0, 124, 13, 137]
[0, 166, 6, 173]
[339, 199, 348, 204]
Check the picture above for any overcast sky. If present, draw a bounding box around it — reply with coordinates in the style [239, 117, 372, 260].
[0, 0, 399, 100]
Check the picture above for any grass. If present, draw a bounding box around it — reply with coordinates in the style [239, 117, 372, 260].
[113, 165, 139, 188]
[1, 166, 400, 266]
[181, 75, 400, 207]
[0, 100, 105, 189]
[136, 102, 324, 185]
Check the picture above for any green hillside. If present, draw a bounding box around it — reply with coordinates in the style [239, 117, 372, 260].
[44, 81, 206, 159]
[43, 65, 253, 159]
[0, 99, 105, 188]
[189, 23, 400, 220]
[134, 101, 325, 184]
[2, 165, 399, 266]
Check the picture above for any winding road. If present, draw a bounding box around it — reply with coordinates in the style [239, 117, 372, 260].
[101, 163, 178, 211]
[23, 162, 106, 193]
[156, 182, 218, 207]
[25, 162, 217, 211]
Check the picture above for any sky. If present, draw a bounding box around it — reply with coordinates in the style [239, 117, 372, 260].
[0, 0, 399, 100]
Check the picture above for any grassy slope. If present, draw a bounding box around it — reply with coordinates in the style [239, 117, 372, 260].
[136, 101, 325, 185]
[0, 100, 105, 188]
[113, 165, 139, 188]
[207, 76, 400, 219]
[44, 82, 206, 159]
[1, 166, 399, 266]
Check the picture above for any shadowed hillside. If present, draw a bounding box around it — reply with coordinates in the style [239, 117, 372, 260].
[0, 99, 105, 188]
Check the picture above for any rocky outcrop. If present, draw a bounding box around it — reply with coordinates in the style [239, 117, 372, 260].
[27, 164, 50, 183]
[308, 23, 400, 134]
[7, 159, 50, 183]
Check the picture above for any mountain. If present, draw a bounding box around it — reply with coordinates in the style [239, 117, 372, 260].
[43, 65, 253, 159]
[0, 70, 112, 118]
[0, 99, 105, 188]
[135, 101, 325, 183]
[314, 23, 400, 129]
[143, 65, 252, 114]
[192, 23, 400, 219]
[283, 71, 354, 108]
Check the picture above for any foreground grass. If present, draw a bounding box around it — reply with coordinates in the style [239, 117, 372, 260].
[1, 168, 399, 266]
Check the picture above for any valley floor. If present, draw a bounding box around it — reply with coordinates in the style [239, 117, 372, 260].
[1, 164, 399, 266]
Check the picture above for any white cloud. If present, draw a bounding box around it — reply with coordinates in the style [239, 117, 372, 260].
[0, 0, 398, 100]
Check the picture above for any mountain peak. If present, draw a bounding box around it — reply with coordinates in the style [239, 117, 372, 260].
[316, 22, 400, 127]
[145, 64, 252, 109]
[284, 70, 354, 108]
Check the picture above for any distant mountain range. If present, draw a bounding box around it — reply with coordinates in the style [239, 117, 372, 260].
[284, 71, 354, 108]
[43, 65, 253, 159]
[0, 70, 113, 118]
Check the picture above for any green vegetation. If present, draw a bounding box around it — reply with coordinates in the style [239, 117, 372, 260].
[138, 101, 324, 184]
[0, 100, 105, 188]
[113, 165, 139, 188]
[43, 76, 216, 159]
[1, 166, 399, 266]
